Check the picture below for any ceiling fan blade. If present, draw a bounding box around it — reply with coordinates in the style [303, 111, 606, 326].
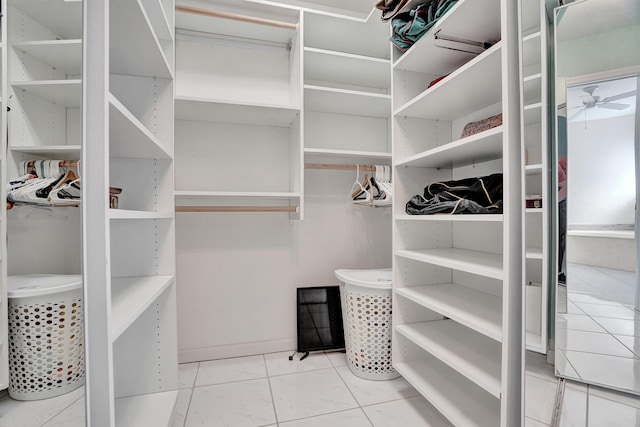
[597, 102, 630, 110]
[569, 108, 585, 120]
[601, 90, 636, 103]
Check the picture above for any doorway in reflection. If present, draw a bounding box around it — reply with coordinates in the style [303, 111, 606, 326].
[556, 74, 640, 393]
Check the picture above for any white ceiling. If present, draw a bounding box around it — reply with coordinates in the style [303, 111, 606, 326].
[556, 0, 640, 41]
[567, 75, 637, 122]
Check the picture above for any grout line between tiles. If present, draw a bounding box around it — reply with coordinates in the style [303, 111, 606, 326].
[180, 388, 195, 427]
[263, 354, 280, 425]
[550, 377, 565, 427]
[38, 387, 85, 427]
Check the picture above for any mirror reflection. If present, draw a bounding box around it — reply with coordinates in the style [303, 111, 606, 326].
[554, 0, 640, 394]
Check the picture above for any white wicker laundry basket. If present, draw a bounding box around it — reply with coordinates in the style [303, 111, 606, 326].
[335, 269, 399, 381]
[7, 275, 85, 400]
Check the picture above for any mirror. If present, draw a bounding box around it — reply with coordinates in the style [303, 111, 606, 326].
[554, 0, 640, 394]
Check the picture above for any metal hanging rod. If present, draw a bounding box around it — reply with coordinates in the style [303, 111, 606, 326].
[305, 163, 378, 171]
[26, 160, 78, 168]
[175, 5, 298, 30]
[176, 205, 299, 213]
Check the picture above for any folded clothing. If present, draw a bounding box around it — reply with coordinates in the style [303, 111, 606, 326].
[406, 173, 503, 215]
[391, 0, 457, 52]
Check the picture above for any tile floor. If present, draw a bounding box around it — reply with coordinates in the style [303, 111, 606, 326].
[556, 263, 640, 394]
[2, 350, 640, 426]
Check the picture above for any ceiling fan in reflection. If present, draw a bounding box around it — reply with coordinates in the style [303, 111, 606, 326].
[569, 85, 637, 121]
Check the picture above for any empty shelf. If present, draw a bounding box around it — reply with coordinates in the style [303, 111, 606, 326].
[12, 80, 82, 107]
[13, 40, 82, 75]
[396, 248, 503, 280]
[396, 320, 501, 397]
[396, 284, 502, 341]
[394, 213, 503, 222]
[304, 85, 391, 118]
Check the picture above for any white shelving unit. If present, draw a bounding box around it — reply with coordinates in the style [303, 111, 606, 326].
[2, 0, 84, 393]
[520, 0, 550, 354]
[391, 0, 523, 425]
[174, 2, 302, 218]
[302, 11, 391, 166]
[84, 0, 178, 424]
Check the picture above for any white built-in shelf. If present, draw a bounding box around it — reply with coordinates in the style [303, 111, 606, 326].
[524, 102, 542, 125]
[395, 359, 500, 427]
[109, 93, 172, 160]
[395, 284, 502, 342]
[396, 320, 501, 398]
[115, 389, 178, 427]
[523, 73, 542, 104]
[526, 248, 543, 259]
[304, 85, 390, 118]
[13, 0, 82, 39]
[110, 0, 173, 79]
[522, 0, 541, 34]
[395, 126, 503, 168]
[525, 208, 543, 214]
[304, 47, 390, 92]
[175, 191, 301, 202]
[304, 148, 391, 161]
[525, 164, 543, 175]
[395, 43, 502, 120]
[396, 248, 503, 280]
[111, 275, 175, 341]
[393, 0, 501, 75]
[140, 0, 173, 42]
[108, 209, 174, 220]
[13, 40, 82, 75]
[522, 31, 542, 68]
[394, 213, 503, 222]
[10, 145, 81, 159]
[12, 80, 81, 107]
[175, 96, 300, 127]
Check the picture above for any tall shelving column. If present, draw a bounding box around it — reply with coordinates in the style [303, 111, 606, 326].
[391, 0, 522, 425]
[520, 0, 550, 354]
[0, 0, 7, 392]
[173, 2, 303, 219]
[302, 11, 391, 168]
[84, 0, 178, 425]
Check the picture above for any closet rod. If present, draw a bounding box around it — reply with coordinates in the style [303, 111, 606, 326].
[305, 163, 377, 171]
[176, 205, 299, 213]
[26, 160, 78, 168]
[175, 5, 298, 30]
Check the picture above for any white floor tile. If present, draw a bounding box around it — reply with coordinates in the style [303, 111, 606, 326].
[171, 388, 193, 427]
[362, 396, 453, 427]
[278, 408, 372, 427]
[556, 329, 636, 358]
[557, 351, 581, 379]
[566, 302, 585, 315]
[526, 351, 556, 381]
[564, 351, 640, 393]
[614, 335, 640, 357]
[525, 416, 549, 426]
[589, 384, 640, 409]
[325, 351, 348, 368]
[595, 266, 636, 287]
[0, 386, 84, 427]
[592, 317, 640, 337]
[185, 379, 276, 427]
[525, 375, 558, 425]
[335, 365, 419, 406]
[573, 302, 636, 320]
[566, 293, 621, 306]
[556, 313, 607, 333]
[195, 355, 266, 386]
[559, 384, 586, 427]
[179, 363, 199, 389]
[42, 395, 85, 427]
[264, 351, 333, 377]
[588, 394, 640, 426]
[269, 368, 358, 422]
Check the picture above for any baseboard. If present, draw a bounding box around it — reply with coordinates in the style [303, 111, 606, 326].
[178, 338, 297, 363]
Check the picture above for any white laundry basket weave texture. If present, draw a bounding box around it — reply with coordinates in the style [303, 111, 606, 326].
[335, 269, 399, 381]
[8, 275, 85, 400]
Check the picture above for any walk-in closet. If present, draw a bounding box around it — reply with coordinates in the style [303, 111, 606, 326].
[1, 0, 639, 426]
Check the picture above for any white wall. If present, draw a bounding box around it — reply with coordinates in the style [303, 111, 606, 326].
[567, 114, 636, 226]
[176, 170, 392, 362]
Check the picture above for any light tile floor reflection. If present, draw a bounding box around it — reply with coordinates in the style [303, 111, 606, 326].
[557, 262, 640, 394]
[2, 349, 640, 426]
